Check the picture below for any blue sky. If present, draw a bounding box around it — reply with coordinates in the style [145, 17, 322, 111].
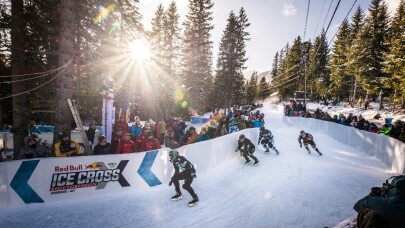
[139, 0, 400, 73]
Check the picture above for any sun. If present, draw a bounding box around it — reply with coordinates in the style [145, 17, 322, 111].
[128, 39, 151, 61]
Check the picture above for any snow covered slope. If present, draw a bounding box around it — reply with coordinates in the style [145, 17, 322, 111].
[0, 103, 394, 228]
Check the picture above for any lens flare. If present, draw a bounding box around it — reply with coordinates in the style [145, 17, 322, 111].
[181, 101, 188, 108]
[174, 89, 184, 101]
[94, 4, 116, 25]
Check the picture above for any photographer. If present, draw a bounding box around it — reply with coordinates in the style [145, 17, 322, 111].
[353, 175, 405, 228]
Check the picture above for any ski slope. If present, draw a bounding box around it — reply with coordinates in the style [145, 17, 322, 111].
[0, 103, 393, 228]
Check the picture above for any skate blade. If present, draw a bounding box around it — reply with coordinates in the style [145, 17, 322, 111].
[189, 202, 198, 207]
[172, 197, 183, 201]
[254, 162, 259, 166]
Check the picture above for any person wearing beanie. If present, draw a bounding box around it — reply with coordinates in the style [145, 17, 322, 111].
[115, 132, 135, 154]
[93, 135, 113, 155]
[139, 131, 161, 152]
[18, 136, 50, 159]
[164, 128, 180, 149]
[134, 127, 149, 152]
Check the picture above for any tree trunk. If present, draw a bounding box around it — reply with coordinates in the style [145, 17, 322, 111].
[54, 0, 75, 144]
[11, 0, 27, 158]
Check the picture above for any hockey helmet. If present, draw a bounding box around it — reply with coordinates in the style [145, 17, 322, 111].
[260, 126, 265, 131]
[300, 130, 305, 136]
[168, 150, 179, 161]
[239, 134, 245, 141]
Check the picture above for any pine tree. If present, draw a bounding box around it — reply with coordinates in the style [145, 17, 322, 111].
[346, 6, 364, 101]
[11, 0, 27, 156]
[213, 11, 238, 107]
[383, 0, 405, 108]
[257, 76, 270, 100]
[245, 72, 258, 103]
[306, 30, 329, 97]
[181, 0, 214, 111]
[150, 4, 166, 67]
[212, 8, 250, 107]
[278, 37, 302, 98]
[269, 51, 279, 93]
[328, 19, 351, 99]
[353, 0, 390, 97]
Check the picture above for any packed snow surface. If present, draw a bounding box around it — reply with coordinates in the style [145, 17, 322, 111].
[0, 103, 394, 228]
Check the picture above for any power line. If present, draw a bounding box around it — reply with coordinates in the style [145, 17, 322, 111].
[0, 59, 73, 100]
[328, 0, 358, 46]
[0, 61, 72, 78]
[322, 0, 335, 29]
[312, 0, 327, 38]
[325, 0, 342, 34]
[0, 68, 61, 84]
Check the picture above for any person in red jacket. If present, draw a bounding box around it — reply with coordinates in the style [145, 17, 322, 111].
[140, 131, 161, 152]
[134, 127, 149, 152]
[115, 133, 135, 154]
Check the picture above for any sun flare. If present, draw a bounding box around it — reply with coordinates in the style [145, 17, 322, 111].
[128, 39, 151, 61]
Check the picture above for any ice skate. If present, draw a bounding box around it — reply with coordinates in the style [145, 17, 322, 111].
[253, 160, 259, 166]
[171, 193, 183, 201]
[189, 196, 199, 207]
[244, 160, 252, 165]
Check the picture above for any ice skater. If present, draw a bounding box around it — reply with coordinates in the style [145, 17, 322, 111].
[168, 150, 199, 207]
[235, 134, 259, 165]
[298, 130, 322, 156]
[258, 126, 280, 155]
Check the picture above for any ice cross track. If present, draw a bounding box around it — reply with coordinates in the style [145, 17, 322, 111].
[0, 102, 393, 228]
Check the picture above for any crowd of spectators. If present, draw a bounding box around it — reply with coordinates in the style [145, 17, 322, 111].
[284, 103, 405, 143]
[14, 103, 265, 159]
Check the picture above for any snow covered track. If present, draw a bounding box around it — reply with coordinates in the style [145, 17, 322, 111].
[0, 103, 402, 227]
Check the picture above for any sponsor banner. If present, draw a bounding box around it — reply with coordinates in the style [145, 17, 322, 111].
[1, 129, 259, 207]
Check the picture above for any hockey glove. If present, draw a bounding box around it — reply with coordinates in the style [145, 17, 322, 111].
[169, 180, 173, 186]
[191, 172, 197, 178]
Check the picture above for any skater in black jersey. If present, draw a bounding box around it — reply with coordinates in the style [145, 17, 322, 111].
[168, 150, 199, 206]
[258, 126, 280, 155]
[235, 134, 259, 165]
[298, 130, 322, 156]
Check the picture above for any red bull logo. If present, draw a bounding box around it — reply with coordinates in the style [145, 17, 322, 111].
[85, 163, 103, 170]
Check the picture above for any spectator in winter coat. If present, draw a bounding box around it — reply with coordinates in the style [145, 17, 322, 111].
[378, 124, 392, 135]
[354, 175, 405, 228]
[164, 128, 180, 149]
[140, 131, 161, 152]
[398, 128, 405, 143]
[183, 127, 198, 145]
[18, 136, 50, 159]
[390, 121, 403, 139]
[134, 127, 149, 152]
[115, 133, 135, 154]
[369, 123, 379, 133]
[113, 115, 129, 136]
[131, 120, 143, 140]
[159, 120, 166, 145]
[196, 127, 211, 143]
[93, 135, 113, 155]
[55, 131, 80, 157]
[85, 124, 96, 144]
